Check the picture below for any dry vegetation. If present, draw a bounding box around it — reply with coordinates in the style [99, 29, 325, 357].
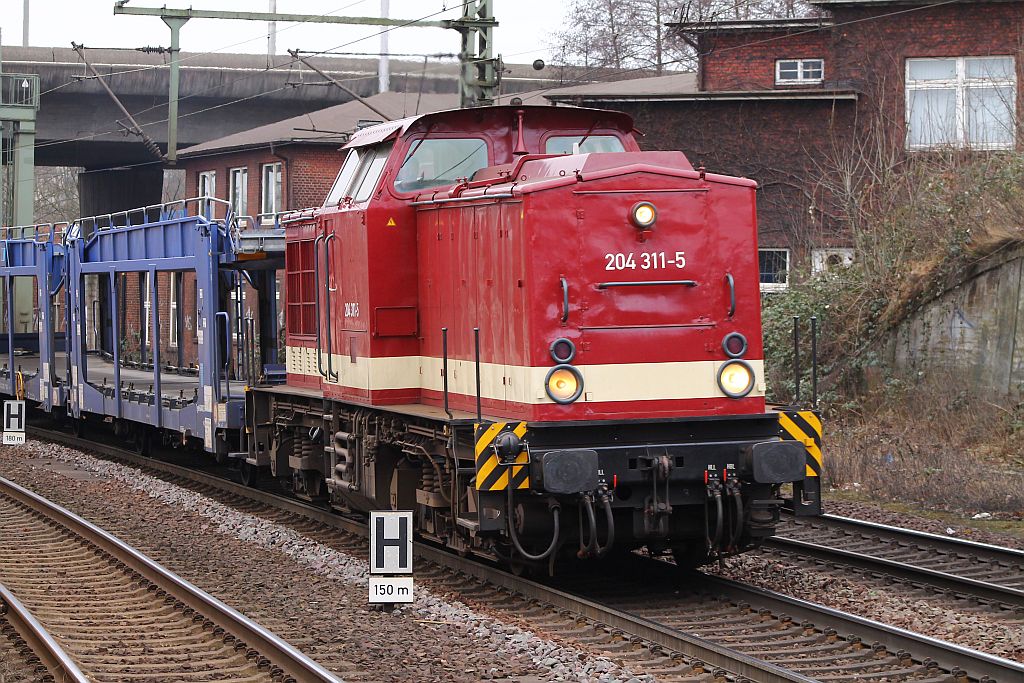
[763, 116, 1024, 517]
[823, 375, 1024, 517]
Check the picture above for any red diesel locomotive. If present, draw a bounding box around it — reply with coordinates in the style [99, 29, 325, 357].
[245, 104, 821, 569]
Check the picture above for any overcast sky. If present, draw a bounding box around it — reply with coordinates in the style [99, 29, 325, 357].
[2, 1, 562, 64]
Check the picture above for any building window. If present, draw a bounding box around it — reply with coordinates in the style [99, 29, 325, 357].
[759, 249, 789, 292]
[776, 59, 824, 85]
[229, 167, 248, 216]
[261, 162, 283, 219]
[906, 56, 1016, 150]
[811, 248, 854, 275]
[169, 272, 181, 348]
[198, 170, 216, 216]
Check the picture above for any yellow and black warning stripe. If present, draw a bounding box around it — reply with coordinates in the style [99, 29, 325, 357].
[779, 410, 823, 478]
[474, 421, 530, 491]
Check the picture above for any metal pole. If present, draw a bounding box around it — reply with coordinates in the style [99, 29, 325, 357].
[793, 316, 801, 406]
[378, 0, 390, 93]
[473, 327, 481, 421]
[162, 17, 188, 162]
[23, 0, 29, 47]
[810, 316, 818, 408]
[268, 0, 276, 57]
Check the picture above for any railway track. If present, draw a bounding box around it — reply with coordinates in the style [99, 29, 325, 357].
[20, 424, 1024, 683]
[766, 513, 1024, 608]
[0, 472, 339, 683]
[0, 579, 85, 683]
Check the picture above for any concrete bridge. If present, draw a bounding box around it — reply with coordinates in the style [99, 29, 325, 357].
[4, 46, 562, 169]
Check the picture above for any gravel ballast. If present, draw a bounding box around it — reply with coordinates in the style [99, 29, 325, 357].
[0, 440, 654, 683]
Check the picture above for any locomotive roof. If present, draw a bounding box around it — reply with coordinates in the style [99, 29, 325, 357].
[342, 104, 636, 149]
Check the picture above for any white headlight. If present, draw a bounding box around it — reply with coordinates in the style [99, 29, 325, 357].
[718, 360, 754, 398]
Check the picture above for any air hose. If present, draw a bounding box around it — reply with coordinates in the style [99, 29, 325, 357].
[507, 483, 561, 561]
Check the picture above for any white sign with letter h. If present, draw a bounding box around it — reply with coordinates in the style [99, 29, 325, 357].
[369, 510, 413, 603]
[2, 400, 25, 445]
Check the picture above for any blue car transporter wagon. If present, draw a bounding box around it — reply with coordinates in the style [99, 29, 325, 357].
[0, 197, 284, 456]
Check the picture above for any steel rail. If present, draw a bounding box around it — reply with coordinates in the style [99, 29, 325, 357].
[698, 572, 1024, 683]
[794, 512, 1024, 563]
[0, 580, 89, 683]
[25, 426, 815, 683]
[764, 535, 1024, 606]
[0, 472, 341, 683]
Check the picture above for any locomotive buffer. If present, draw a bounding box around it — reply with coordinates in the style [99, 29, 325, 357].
[369, 511, 414, 604]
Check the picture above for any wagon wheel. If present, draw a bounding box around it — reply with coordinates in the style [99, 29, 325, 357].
[133, 427, 152, 457]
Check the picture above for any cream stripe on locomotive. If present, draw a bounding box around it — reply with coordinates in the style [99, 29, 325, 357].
[286, 346, 766, 403]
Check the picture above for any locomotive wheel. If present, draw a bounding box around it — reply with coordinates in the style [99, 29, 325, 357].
[72, 416, 86, 438]
[239, 461, 261, 488]
[671, 544, 711, 570]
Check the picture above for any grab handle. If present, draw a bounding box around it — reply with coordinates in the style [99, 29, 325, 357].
[324, 233, 338, 382]
[313, 234, 327, 379]
[725, 273, 735, 318]
[560, 276, 569, 323]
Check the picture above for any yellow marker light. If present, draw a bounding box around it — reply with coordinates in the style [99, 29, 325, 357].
[717, 360, 755, 398]
[545, 364, 584, 404]
[631, 201, 657, 229]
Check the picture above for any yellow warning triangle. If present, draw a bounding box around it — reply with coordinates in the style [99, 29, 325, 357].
[386, 217, 397, 227]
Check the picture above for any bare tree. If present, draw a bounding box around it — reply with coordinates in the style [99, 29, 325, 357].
[553, 0, 812, 72]
[34, 167, 81, 225]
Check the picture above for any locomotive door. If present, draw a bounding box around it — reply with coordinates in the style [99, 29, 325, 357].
[323, 212, 370, 400]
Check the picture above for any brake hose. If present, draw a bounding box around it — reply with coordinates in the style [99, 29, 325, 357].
[507, 483, 561, 562]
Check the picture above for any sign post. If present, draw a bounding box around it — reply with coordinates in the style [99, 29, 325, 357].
[368, 510, 414, 604]
[2, 400, 25, 445]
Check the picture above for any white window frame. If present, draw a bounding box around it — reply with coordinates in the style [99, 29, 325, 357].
[775, 59, 824, 85]
[169, 272, 180, 348]
[198, 170, 216, 216]
[811, 247, 854, 275]
[229, 167, 248, 217]
[261, 162, 283, 221]
[759, 248, 790, 293]
[905, 56, 1017, 151]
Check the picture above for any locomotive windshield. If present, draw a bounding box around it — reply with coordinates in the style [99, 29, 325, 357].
[394, 137, 489, 192]
[546, 135, 625, 154]
[324, 142, 394, 204]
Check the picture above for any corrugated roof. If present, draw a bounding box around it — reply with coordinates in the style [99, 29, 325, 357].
[178, 92, 460, 158]
[542, 72, 699, 99]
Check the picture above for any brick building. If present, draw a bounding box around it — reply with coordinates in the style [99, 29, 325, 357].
[546, 0, 1023, 290]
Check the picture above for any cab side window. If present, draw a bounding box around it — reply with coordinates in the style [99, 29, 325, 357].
[394, 138, 489, 193]
[324, 150, 361, 205]
[325, 142, 394, 205]
[545, 135, 625, 154]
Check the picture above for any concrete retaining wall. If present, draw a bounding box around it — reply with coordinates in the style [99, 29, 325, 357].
[886, 243, 1024, 398]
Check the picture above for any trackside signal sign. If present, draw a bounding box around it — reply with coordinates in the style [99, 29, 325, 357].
[369, 510, 414, 604]
[2, 400, 25, 445]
